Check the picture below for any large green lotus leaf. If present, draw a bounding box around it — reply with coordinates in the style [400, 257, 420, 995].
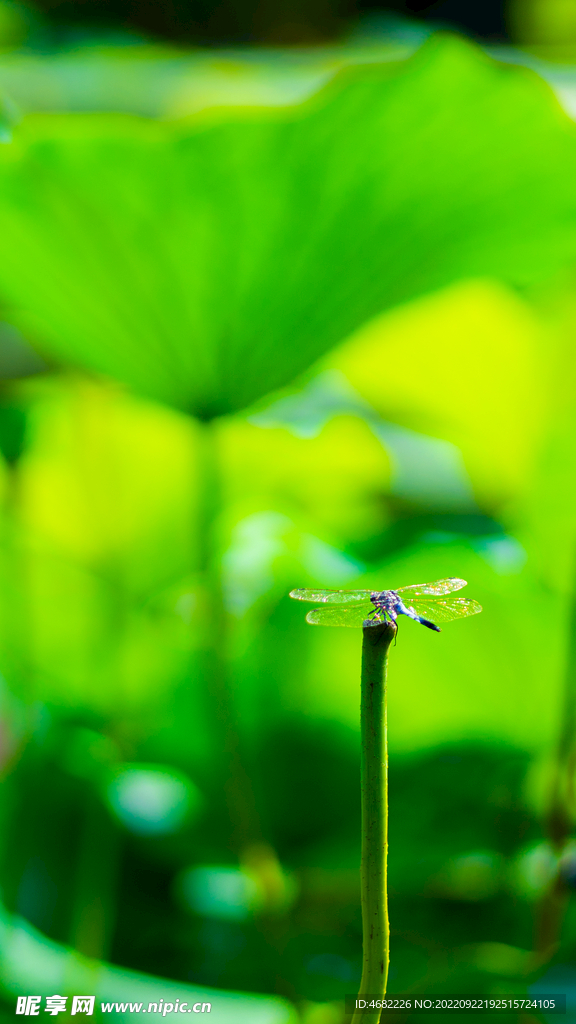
[0, 35, 575, 417]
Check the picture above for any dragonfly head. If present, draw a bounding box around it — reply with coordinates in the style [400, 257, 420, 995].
[370, 590, 396, 608]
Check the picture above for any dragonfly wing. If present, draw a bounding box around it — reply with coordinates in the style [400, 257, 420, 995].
[290, 589, 372, 604]
[405, 596, 482, 624]
[305, 603, 374, 627]
[396, 577, 468, 598]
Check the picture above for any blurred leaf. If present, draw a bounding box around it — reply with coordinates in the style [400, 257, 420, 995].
[463, 941, 533, 977]
[0, 3, 31, 51]
[253, 370, 475, 511]
[20, 376, 196, 579]
[513, 274, 576, 593]
[0, 543, 201, 712]
[0, 37, 574, 416]
[0, 377, 385, 711]
[0, 90, 15, 143]
[0, 45, 404, 119]
[327, 278, 547, 511]
[0, 903, 297, 1023]
[220, 414, 391, 547]
[0, 322, 46, 379]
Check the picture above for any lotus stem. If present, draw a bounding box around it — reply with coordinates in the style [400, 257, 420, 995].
[196, 419, 259, 851]
[352, 618, 396, 1024]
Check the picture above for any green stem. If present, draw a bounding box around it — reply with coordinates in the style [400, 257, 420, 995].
[1, 462, 31, 692]
[69, 792, 120, 960]
[352, 619, 396, 1024]
[195, 419, 260, 851]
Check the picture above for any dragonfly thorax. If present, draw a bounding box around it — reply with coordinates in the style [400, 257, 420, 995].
[369, 590, 398, 613]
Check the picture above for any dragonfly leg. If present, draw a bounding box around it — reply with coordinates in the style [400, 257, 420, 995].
[364, 609, 388, 628]
[368, 603, 388, 622]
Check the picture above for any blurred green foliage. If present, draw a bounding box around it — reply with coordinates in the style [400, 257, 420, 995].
[0, 22, 575, 1024]
[0, 36, 575, 418]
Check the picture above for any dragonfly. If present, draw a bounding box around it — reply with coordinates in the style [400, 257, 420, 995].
[289, 577, 482, 632]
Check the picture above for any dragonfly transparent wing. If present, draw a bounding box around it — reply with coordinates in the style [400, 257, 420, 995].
[290, 589, 372, 604]
[396, 577, 467, 598]
[405, 596, 482, 624]
[305, 603, 375, 627]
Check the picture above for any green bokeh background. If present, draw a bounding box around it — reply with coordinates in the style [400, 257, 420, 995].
[0, 4, 576, 1022]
